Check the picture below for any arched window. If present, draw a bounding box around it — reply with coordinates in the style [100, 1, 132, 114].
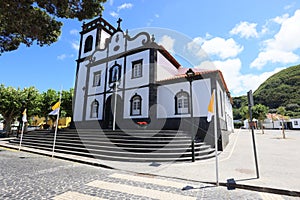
[84, 35, 93, 53]
[90, 100, 99, 118]
[130, 94, 142, 116]
[175, 90, 189, 114]
[109, 62, 121, 86]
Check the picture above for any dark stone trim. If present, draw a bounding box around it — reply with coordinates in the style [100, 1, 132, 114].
[82, 65, 91, 121]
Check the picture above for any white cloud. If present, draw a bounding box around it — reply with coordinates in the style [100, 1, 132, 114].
[250, 50, 299, 69]
[155, 14, 160, 18]
[110, 11, 119, 18]
[250, 10, 300, 69]
[230, 21, 259, 38]
[158, 35, 175, 53]
[57, 54, 74, 60]
[109, 0, 114, 6]
[272, 13, 289, 24]
[196, 59, 285, 96]
[57, 54, 67, 60]
[284, 3, 295, 10]
[69, 29, 79, 36]
[117, 3, 133, 12]
[201, 37, 243, 59]
[71, 41, 80, 51]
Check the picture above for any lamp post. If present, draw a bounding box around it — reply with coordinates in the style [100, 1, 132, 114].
[185, 68, 195, 162]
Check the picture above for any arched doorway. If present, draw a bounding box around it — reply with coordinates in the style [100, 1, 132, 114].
[104, 94, 123, 129]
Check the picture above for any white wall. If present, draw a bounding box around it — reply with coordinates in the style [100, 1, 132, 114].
[74, 61, 88, 122]
[291, 118, 300, 129]
[123, 87, 149, 119]
[80, 29, 97, 58]
[88, 63, 106, 95]
[157, 79, 211, 118]
[100, 30, 111, 49]
[85, 94, 104, 120]
[156, 51, 178, 81]
[108, 31, 125, 57]
[125, 50, 150, 89]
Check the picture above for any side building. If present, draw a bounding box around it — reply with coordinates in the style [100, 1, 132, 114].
[73, 17, 234, 150]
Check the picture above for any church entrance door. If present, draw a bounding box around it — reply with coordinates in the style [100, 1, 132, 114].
[104, 94, 122, 129]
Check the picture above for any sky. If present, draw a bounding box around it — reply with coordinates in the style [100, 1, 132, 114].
[1, 0, 300, 97]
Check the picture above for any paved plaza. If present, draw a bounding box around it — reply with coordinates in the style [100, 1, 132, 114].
[0, 129, 300, 199]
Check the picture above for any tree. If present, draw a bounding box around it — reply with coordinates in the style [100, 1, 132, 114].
[39, 89, 59, 127]
[0, 85, 39, 133]
[252, 104, 269, 134]
[60, 88, 74, 128]
[0, 0, 106, 54]
[277, 106, 289, 139]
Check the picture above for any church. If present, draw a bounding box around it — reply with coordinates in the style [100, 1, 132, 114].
[73, 17, 234, 150]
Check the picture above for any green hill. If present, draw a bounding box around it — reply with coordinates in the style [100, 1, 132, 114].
[232, 64, 300, 119]
[253, 64, 300, 109]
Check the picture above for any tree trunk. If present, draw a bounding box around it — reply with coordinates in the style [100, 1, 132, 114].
[260, 120, 264, 134]
[4, 117, 12, 136]
[282, 119, 286, 139]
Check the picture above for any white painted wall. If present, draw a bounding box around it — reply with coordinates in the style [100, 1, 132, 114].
[80, 29, 97, 58]
[108, 31, 125, 57]
[157, 79, 211, 118]
[123, 87, 149, 119]
[156, 52, 178, 81]
[88, 63, 106, 95]
[74, 61, 88, 122]
[100, 30, 111, 49]
[125, 50, 150, 89]
[85, 94, 104, 120]
[291, 118, 300, 129]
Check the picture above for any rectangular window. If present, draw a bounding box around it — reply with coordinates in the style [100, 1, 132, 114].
[93, 71, 101, 87]
[294, 121, 299, 126]
[132, 60, 143, 79]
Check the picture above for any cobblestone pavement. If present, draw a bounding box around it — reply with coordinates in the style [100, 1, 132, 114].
[0, 148, 298, 200]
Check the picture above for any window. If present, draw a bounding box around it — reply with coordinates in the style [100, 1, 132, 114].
[84, 35, 93, 53]
[91, 100, 99, 118]
[93, 71, 101, 87]
[175, 90, 189, 114]
[294, 121, 299, 126]
[132, 60, 143, 78]
[109, 62, 121, 86]
[130, 94, 142, 116]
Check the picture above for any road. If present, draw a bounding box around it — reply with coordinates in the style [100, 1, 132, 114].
[0, 147, 297, 200]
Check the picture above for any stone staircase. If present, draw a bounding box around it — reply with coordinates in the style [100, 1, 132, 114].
[9, 129, 215, 162]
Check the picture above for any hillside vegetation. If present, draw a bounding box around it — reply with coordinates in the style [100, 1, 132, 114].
[233, 64, 300, 119]
[254, 64, 300, 109]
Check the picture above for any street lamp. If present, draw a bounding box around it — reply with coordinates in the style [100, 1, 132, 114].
[185, 68, 195, 162]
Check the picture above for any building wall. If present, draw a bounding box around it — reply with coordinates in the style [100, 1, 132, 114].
[74, 60, 88, 122]
[291, 118, 300, 129]
[156, 52, 178, 81]
[125, 50, 150, 89]
[157, 79, 211, 118]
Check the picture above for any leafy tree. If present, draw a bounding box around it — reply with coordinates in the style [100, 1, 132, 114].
[0, 85, 39, 133]
[39, 89, 59, 127]
[0, 0, 106, 54]
[60, 88, 74, 128]
[252, 104, 269, 134]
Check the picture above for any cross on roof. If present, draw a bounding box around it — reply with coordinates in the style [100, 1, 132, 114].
[117, 18, 122, 30]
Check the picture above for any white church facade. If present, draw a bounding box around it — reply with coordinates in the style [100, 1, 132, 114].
[73, 17, 234, 150]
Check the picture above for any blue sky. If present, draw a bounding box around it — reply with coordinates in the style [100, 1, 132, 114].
[1, 0, 300, 97]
